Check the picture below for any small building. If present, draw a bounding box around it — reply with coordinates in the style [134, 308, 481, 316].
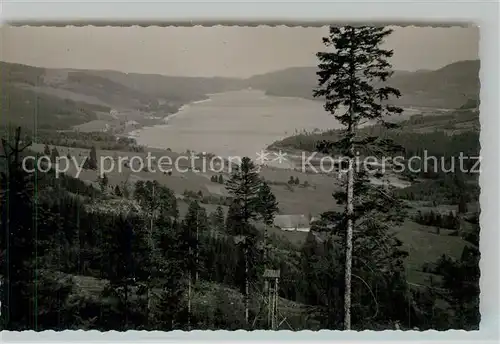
[273, 214, 311, 232]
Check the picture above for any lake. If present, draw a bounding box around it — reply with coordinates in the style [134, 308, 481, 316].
[133, 89, 423, 160]
[133, 90, 341, 159]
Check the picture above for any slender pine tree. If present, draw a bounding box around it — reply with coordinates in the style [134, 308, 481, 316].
[256, 180, 279, 225]
[225, 156, 262, 327]
[0, 128, 37, 330]
[314, 26, 404, 329]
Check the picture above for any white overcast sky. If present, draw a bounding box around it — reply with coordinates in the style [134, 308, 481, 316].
[1, 25, 479, 78]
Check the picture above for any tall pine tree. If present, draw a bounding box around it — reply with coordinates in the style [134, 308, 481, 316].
[256, 180, 279, 225]
[210, 206, 225, 236]
[133, 180, 178, 326]
[314, 26, 404, 329]
[255, 179, 279, 268]
[0, 128, 38, 330]
[43, 144, 51, 157]
[225, 157, 261, 226]
[225, 156, 262, 327]
[180, 200, 208, 329]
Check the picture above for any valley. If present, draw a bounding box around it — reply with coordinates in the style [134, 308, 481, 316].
[0, 55, 481, 330]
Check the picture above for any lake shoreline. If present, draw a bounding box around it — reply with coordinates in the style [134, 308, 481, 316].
[126, 89, 447, 179]
[130, 90, 344, 158]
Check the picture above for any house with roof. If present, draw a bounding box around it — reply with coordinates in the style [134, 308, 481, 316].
[273, 214, 311, 232]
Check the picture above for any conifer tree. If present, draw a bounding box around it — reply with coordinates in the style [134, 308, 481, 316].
[458, 195, 468, 214]
[210, 205, 225, 234]
[50, 146, 60, 163]
[181, 200, 208, 284]
[225, 201, 243, 236]
[84, 146, 98, 170]
[225, 157, 261, 224]
[100, 215, 135, 330]
[0, 127, 37, 330]
[433, 214, 480, 329]
[180, 200, 208, 329]
[153, 217, 186, 330]
[89, 146, 97, 166]
[256, 180, 279, 225]
[99, 173, 109, 192]
[255, 180, 279, 269]
[133, 180, 178, 325]
[43, 144, 51, 157]
[225, 156, 262, 327]
[314, 26, 404, 329]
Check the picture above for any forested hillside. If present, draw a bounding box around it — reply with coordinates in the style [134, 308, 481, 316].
[245, 60, 480, 109]
[0, 127, 480, 331]
[0, 62, 241, 131]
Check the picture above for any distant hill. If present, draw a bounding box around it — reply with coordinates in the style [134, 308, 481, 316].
[89, 70, 242, 103]
[1, 62, 110, 130]
[244, 67, 317, 100]
[244, 60, 480, 109]
[0, 61, 241, 130]
[0, 59, 480, 131]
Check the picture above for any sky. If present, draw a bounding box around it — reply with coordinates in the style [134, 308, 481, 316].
[0, 25, 479, 78]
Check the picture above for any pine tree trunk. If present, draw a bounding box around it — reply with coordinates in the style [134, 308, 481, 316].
[267, 282, 272, 329]
[273, 277, 279, 330]
[244, 245, 249, 327]
[147, 213, 154, 326]
[1, 128, 29, 329]
[187, 272, 192, 330]
[196, 214, 199, 284]
[147, 185, 155, 326]
[344, 29, 356, 330]
[124, 283, 129, 329]
[344, 154, 354, 330]
[264, 224, 268, 264]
